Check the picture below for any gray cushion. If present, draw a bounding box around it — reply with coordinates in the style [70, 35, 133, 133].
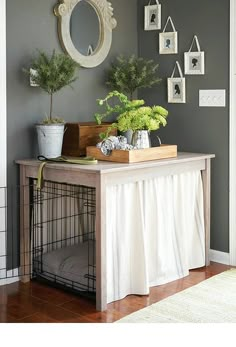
[35, 241, 95, 290]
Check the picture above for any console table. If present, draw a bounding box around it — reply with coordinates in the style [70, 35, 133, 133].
[17, 152, 215, 311]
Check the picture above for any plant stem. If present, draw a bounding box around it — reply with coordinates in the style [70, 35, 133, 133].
[50, 93, 53, 121]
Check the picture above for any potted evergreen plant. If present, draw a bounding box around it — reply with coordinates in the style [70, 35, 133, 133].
[24, 50, 80, 158]
[104, 55, 162, 143]
[94, 91, 168, 149]
[106, 55, 162, 100]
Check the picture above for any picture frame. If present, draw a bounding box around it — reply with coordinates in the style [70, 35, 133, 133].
[184, 35, 205, 75]
[159, 31, 178, 54]
[159, 16, 178, 54]
[167, 61, 186, 103]
[144, 1, 161, 31]
[168, 78, 186, 103]
[184, 52, 205, 75]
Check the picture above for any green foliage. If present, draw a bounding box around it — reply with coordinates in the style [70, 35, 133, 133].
[24, 50, 80, 122]
[41, 117, 65, 125]
[116, 105, 168, 132]
[106, 55, 162, 100]
[94, 91, 168, 139]
[94, 90, 144, 125]
[99, 126, 114, 140]
[28, 50, 79, 94]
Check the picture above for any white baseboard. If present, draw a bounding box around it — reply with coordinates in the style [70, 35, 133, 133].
[0, 268, 19, 286]
[209, 249, 230, 265]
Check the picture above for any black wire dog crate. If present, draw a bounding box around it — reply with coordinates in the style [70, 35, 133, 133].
[1, 181, 96, 298]
[32, 180, 96, 296]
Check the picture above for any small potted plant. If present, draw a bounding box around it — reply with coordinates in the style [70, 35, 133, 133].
[24, 50, 80, 158]
[103, 55, 162, 143]
[106, 55, 162, 100]
[94, 91, 168, 149]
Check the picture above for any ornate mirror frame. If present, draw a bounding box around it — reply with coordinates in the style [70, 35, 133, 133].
[54, 0, 117, 68]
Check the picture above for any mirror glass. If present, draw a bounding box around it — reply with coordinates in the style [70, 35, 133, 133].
[70, 1, 100, 56]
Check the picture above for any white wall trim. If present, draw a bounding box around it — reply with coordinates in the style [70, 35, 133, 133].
[0, 0, 7, 279]
[0, 268, 19, 286]
[229, 0, 236, 266]
[209, 249, 230, 266]
[0, 1, 6, 187]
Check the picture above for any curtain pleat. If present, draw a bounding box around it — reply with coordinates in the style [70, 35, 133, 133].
[106, 171, 205, 303]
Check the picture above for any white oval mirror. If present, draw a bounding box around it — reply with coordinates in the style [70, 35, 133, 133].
[54, 0, 117, 68]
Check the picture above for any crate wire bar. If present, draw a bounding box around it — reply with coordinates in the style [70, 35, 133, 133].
[1, 184, 21, 281]
[0, 181, 96, 299]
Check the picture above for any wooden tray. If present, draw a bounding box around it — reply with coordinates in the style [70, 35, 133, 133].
[86, 144, 177, 163]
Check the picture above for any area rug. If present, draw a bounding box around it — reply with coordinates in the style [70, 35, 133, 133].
[116, 269, 236, 323]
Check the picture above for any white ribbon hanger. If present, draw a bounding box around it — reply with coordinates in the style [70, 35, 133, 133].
[148, 0, 160, 5]
[163, 16, 176, 33]
[188, 35, 201, 52]
[171, 61, 184, 78]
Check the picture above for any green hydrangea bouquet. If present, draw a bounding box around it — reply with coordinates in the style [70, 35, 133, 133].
[94, 91, 168, 139]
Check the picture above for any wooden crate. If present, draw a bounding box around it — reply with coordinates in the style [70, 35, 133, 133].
[62, 122, 117, 156]
[86, 144, 177, 163]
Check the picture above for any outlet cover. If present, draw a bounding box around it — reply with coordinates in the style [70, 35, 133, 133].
[199, 89, 226, 107]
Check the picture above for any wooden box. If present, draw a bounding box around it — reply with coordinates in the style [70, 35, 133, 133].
[62, 122, 117, 156]
[86, 144, 177, 163]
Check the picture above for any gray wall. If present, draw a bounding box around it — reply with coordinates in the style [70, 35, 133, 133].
[138, 0, 230, 252]
[6, 0, 138, 267]
[7, 0, 138, 186]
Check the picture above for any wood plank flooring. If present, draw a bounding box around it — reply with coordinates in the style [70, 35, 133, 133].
[0, 262, 231, 323]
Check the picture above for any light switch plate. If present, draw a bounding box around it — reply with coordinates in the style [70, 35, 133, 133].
[199, 89, 226, 107]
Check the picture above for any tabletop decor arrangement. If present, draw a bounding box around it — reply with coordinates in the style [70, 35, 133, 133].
[94, 90, 168, 149]
[87, 90, 176, 163]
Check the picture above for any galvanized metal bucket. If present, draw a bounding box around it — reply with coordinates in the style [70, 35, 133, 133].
[36, 124, 65, 158]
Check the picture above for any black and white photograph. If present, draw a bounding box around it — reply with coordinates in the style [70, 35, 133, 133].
[184, 35, 205, 75]
[144, 3, 161, 31]
[168, 77, 186, 103]
[159, 32, 178, 54]
[159, 16, 178, 54]
[184, 51, 205, 75]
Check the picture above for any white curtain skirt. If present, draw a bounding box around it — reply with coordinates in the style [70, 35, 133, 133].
[106, 170, 205, 304]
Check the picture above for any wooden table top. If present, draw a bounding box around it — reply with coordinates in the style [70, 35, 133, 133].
[16, 152, 215, 174]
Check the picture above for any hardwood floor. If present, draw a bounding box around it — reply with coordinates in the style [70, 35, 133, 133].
[0, 262, 231, 323]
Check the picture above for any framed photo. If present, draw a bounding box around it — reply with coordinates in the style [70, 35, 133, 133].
[184, 52, 205, 75]
[168, 77, 186, 103]
[168, 61, 186, 103]
[184, 35, 205, 75]
[159, 16, 178, 54]
[159, 31, 178, 54]
[144, 3, 161, 31]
